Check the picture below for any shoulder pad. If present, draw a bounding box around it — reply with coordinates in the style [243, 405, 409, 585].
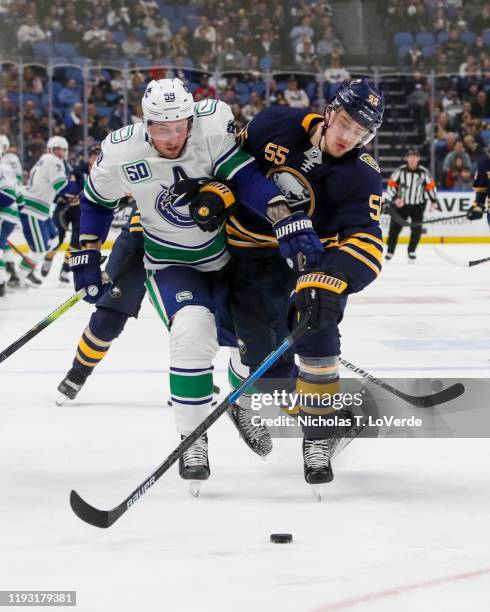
[194, 100, 233, 134]
[359, 152, 380, 173]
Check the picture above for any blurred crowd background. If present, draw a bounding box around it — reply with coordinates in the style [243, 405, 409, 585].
[1, 0, 490, 185]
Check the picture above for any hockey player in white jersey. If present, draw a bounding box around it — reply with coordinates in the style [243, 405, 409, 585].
[0, 144, 21, 296]
[0, 135, 23, 288]
[69, 78, 301, 490]
[19, 136, 68, 285]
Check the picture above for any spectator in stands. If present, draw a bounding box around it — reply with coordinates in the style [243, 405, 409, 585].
[453, 100, 473, 132]
[254, 31, 280, 65]
[463, 133, 484, 168]
[283, 77, 310, 109]
[100, 31, 119, 61]
[453, 7, 469, 31]
[58, 78, 81, 108]
[295, 36, 317, 70]
[58, 16, 82, 46]
[169, 32, 189, 59]
[17, 13, 46, 54]
[241, 91, 265, 122]
[193, 16, 217, 56]
[106, 5, 131, 31]
[195, 50, 216, 74]
[194, 74, 217, 100]
[324, 50, 350, 85]
[434, 110, 451, 140]
[442, 89, 463, 124]
[453, 165, 473, 190]
[23, 67, 44, 95]
[472, 90, 490, 118]
[65, 102, 84, 146]
[290, 16, 314, 51]
[130, 3, 147, 29]
[230, 102, 247, 131]
[122, 32, 144, 59]
[217, 38, 246, 72]
[408, 80, 429, 139]
[412, 2, 430, 32]
[109, 99, 126, 131]
[147, 16, 172, 45]
[81, 18, 108, 58]
[316, 27, 344, 67]
[472, 2, 490, 34]
[469, 35, 487, 61]
[442, 139, 472, 177]
[90, 115, 110, 142]
[433, 5, 451, 32]
[403, 44, 424, 70]
[442, 29, 466, 71]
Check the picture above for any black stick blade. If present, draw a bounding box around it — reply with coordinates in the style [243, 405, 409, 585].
[403, 382, 465, 408]
[70, 490, 112, 529]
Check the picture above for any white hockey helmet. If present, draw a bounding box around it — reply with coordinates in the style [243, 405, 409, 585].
[142, 78, 194, 125]
[47, 135, 69, 159]
[0, 134, 10, 157]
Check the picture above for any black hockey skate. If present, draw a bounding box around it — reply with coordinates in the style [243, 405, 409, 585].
[6, 262, 20, 289]
[26, 270, 42, 286]
[0, 282, 5, 297]
[228, 403, 273, 458]
[41, 256, 54, 277]
[303, 438, 334, 485]
[56, 367, 89, 405]
[179, 433, 210, 497]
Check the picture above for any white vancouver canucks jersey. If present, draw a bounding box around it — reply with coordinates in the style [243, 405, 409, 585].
[84, 99, 256, 271]
[2, 152, 23, 184]
[0, 160, 20, 225]
[23, 153, 68, 220]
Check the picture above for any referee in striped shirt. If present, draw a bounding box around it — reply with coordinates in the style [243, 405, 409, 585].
[385, 148, 437, 261]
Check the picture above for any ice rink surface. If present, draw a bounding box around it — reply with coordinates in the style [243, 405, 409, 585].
[1, 243, 489, 611]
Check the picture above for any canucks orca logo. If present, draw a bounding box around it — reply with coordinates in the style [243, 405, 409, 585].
[266, 166, 315, 216]
[155, 167, 208, 228]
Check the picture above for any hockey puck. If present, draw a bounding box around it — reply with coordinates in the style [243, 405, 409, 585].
[270, 533, 293, 544]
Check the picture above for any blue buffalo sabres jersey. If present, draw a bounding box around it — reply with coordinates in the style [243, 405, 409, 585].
[473, 154, 490, 208]
[227, 106, 384, 293]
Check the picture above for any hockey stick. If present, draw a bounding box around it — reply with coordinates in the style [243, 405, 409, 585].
[70, 313, 312, 529]
[0, 289, 86, 364]
[339, 358, 465, 408]
[385, 206, 467, 228]
[6, 239, 36, 270]
[0, 269, 117, 364]
[433, 245, 490, 268]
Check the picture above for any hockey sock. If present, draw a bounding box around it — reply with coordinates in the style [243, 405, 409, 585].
[169, 306, 218, 435]
[73, 307, 128, 375]
[296, 355, 340, 438]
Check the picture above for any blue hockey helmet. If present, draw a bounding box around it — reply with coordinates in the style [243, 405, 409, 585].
[328, 78, 384, 146]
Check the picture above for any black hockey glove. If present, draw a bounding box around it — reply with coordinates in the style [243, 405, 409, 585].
[467, 203, 484, 221]
[290, 271, 348, 330]
[189, 181, 237, 232]
[272, 211, 324, 271]
[69, 249, 108, 304]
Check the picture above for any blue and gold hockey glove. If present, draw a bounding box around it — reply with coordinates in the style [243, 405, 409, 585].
[291, 271, 348, 330]
[272, 211, 324, 271]
[467, 203, 484, 221]
[68, 249, 107, 304]
[189, 181, 237, 232]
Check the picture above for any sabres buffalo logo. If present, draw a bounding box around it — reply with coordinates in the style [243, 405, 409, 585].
[266, 166, 315, 216]
[155, 166, 208, 228]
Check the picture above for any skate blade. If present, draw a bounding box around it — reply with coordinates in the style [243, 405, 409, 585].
[55, 393, 70, 407]
[309, 483, 329, 502]
[188, 481, 203, 498]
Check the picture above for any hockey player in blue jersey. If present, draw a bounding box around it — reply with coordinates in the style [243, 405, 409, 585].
[467, 150, 490, 225]
[191, 78, 385, 487]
